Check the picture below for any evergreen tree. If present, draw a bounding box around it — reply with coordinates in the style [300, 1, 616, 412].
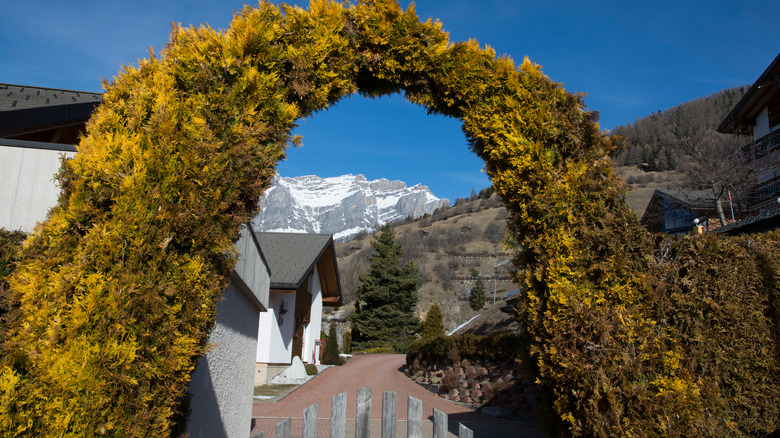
[322, 324, 342, 365]
[470, 276, 486, 310]
[342, 330, 352, 354]
[348, 223, 420, 353]
[420, 303, 445, 342]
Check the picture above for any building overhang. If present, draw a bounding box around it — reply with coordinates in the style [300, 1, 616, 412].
[719, 53, 780, 134]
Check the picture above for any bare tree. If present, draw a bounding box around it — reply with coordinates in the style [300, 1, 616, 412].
[674, 125, 759, 225]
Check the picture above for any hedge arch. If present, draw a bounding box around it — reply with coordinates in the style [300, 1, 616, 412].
[1, 1, 777, 436]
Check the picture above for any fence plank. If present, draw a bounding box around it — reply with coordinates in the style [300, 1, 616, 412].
[275, 417, 291, 438]
[433, 409, 447, 438]
[458, 423, 473, 438]
[331, 392, 347, 438]
[381, 391, 397, 438]
[303, 403, 318, 438]
[407, 396, 422, 438]
[356, 387, 372, 438]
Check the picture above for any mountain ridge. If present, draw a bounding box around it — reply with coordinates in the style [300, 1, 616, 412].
[252, 174, 449, 241]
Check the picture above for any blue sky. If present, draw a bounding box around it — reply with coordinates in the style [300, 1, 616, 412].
[2, 1, 778, 202]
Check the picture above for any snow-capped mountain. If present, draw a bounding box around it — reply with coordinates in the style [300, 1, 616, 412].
[252, 174, 449, 241]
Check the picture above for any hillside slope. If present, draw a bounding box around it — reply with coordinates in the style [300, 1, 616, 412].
[332, 193, 516, 333]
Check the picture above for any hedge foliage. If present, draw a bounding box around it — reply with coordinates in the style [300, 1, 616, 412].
[0, 0, 776, 436]
[0, 230, 26, 336]
[407, 332, 525, 367]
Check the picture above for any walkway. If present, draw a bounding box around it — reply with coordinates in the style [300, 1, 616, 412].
[250, 354, 547, 438]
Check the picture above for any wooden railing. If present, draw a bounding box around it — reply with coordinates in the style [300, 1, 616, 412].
[253, 387, 473, 438]
[742, 130, 780, 160]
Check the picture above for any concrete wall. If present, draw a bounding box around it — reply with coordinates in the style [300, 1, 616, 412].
[302, 266, 324, 365]
[0, 144, 74, 232]
[257, 292, 295, 364]
[187, 282, 261, 438]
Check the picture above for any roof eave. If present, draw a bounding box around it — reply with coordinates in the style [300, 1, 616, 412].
[718, 53, 780, 134]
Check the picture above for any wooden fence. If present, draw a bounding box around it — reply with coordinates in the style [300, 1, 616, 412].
[254, 387, 473, 438]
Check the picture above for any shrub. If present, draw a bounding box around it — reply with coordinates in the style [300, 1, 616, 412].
[304, 364, 318, 376]
[322, 325, 342, 365]
[439, 369, 460, 393]
[342, 330, 352, 354]
[354, 346, 395, 355]
[420, 303, 445, 342]
[0, 229, 26, 331]
[406, 332, 525, 368]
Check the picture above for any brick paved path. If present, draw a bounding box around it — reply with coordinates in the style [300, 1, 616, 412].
[250, 354, 546, 438]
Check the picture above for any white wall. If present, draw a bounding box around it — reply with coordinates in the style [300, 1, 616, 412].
[187, 282, 260, 438]
[257, 293, 295, 364]
[0, 145, 74, 232]
[755, 107, 771, 139]
[302, 266, 324, 364]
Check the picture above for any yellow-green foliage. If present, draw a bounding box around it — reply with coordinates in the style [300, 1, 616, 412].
[0, 230, 26, 337]
[0, 0, 776, 436]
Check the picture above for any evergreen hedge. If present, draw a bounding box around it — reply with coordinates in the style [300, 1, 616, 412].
[407, 333, 525, 367]
[0, 1, 775, 436]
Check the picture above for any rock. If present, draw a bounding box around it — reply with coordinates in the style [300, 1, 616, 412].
[268, 356, 309, 383]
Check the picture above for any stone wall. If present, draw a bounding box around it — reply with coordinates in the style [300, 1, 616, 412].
[406, 357, 538, 423]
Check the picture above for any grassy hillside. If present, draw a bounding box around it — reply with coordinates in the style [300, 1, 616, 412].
[617, 165, 682, 218]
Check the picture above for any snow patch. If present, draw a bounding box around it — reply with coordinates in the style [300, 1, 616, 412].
[449, 314, 480, 336]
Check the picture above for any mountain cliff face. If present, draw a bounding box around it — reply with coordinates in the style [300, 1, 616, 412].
[252, 174, 449, 241]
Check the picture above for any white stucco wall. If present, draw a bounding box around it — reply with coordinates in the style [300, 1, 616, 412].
[257, 293, 295, 364]
[187, 283, 260, 438]
[0, 145, 74, 232]
[302, 266, 324, 364]
[755, 107, 771, 139]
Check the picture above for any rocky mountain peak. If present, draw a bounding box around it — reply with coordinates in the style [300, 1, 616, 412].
[252, 174, 449, 241]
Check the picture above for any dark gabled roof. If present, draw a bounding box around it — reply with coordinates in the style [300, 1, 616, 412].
[255, 232, 334, 290]
[718, 53, 780, 134]
[255, 232, 342, 306]
[0, 83, 102, 138]
[640, 189, 717, 225]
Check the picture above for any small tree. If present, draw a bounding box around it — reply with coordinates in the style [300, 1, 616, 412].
[342, 330, 352, 354]
[470, 276, 486, 310]
[322, 324, 342, 365]
[348, 223, 421, 353]
[420, 303, 445, 342]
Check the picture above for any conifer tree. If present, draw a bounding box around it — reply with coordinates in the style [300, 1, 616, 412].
[420, 303, 445, 342]
[470, 276, 486, 310]
[348, 224, 420, 353]
[342, 330, 352, 354]
[322, 324, 342, 365]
